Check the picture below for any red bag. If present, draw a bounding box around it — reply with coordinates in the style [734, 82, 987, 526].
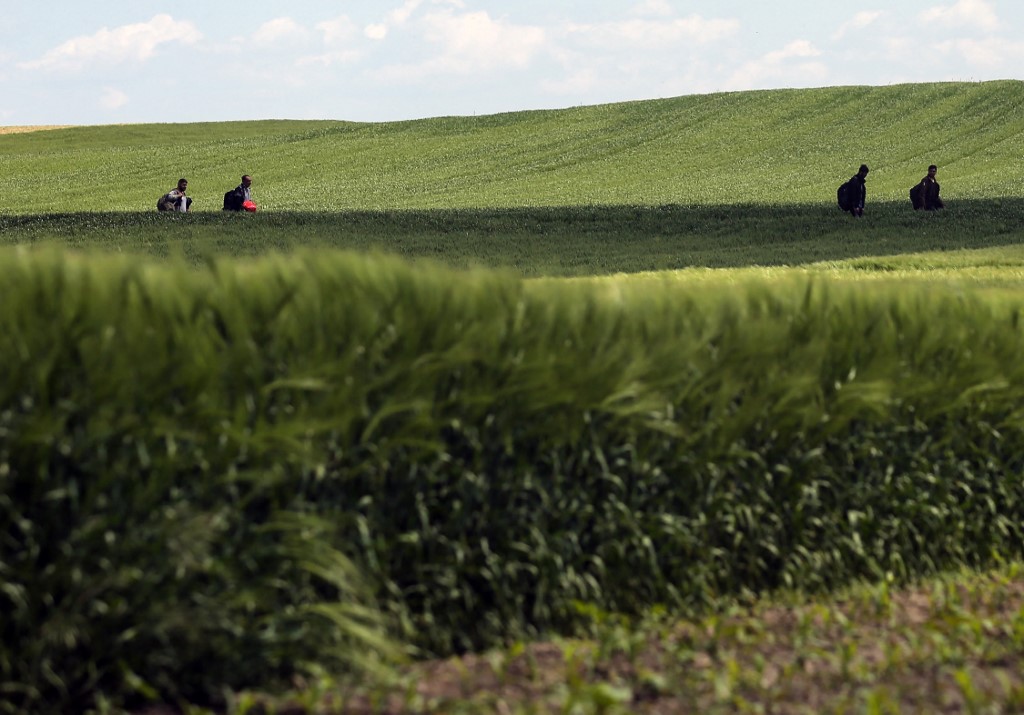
[242, 200, 257, 213]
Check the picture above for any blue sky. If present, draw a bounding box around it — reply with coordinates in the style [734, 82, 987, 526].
[2, 0, 1022, 125]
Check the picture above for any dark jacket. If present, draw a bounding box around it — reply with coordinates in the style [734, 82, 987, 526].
[919, 175, 944, 210]
[847, 174, 867, 212]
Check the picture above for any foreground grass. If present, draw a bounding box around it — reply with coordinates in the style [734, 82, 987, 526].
[7, 248, 1024, 712]
[239, 564, 1024, 714]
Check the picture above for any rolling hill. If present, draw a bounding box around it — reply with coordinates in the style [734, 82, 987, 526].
[2, 80, 1023, 214]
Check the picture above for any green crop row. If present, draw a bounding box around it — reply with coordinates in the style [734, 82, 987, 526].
[4, 248, 1024, 711]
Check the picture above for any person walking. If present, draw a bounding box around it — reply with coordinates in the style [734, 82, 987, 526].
[838, 164, 869, 217]
[157, 178, 193, 212]
[223, 174, 256, 211]
[912, 165, 945, 211]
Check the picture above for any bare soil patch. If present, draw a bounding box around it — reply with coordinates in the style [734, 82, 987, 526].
[0, 125, 72, 135]
[262, 571, 1024, 714]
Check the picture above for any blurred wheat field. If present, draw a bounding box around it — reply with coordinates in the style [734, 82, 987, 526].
[6, 246, 1024, 711]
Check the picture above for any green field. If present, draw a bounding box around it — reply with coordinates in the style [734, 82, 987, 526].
[4, 81, 1024, 213]
[4, 81, 1024, 714]
[2, 80, 1024, 276]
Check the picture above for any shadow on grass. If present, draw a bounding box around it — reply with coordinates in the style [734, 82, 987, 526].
[2, 198, 1023, 277]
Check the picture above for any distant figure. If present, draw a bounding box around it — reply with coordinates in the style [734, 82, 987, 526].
[837, 164, 869, 217]
[223, 174, 256, 212]
[911, 165, 944, 211]
[157, 178, 192, 213]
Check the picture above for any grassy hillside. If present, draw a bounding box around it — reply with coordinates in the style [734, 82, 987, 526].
[2, 81, 1023, 215]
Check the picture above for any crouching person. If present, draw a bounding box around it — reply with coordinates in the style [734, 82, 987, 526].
[157, 178, 193, 212]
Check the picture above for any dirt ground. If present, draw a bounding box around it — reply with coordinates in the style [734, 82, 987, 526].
[0, 125, 72, 135]
[230, 572, 1024, 714]
[15, 81, 1024, 713]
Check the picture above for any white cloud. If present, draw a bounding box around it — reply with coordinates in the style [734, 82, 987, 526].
[18, 15, 201, 72]
[317, 16, 359, 46]
[99, 87, 129, 110]
[375, 10, 545, 81]
[425, 11, 545, 68]
[366, 0, 469, 42]
[365, 24, 388, 40]
[296, 50, 362, 69]
[389, 0, 425, 25]
[725, 40, 827, 90]
[565, 15, 739, 49]
[632, 0, 674, 18]
[251, 17, 309, 48]
[764, 40, 822, 63]
[920, 0, 999, 31]
[296, 16, 361, 65]
[934, 37, 1024, 67]
[833, 11, 884, 40]
[361, 1, 423, 43]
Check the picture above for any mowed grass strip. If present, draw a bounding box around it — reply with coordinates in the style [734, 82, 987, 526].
[3, 198, 1024, 276]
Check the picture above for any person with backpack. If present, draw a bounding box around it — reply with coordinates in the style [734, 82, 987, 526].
[223, 174, 257, 212]
[910, 165, 944, 211]
[157, 178, 193, 213]
[837, 164, 869, 217]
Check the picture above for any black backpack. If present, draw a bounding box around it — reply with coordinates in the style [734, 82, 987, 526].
[837, 180, 852, 211]
[909, 182, 924, 210]
[223, 189, 243, 211]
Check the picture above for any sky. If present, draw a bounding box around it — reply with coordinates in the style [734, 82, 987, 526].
[2, 0, 1023, 126]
